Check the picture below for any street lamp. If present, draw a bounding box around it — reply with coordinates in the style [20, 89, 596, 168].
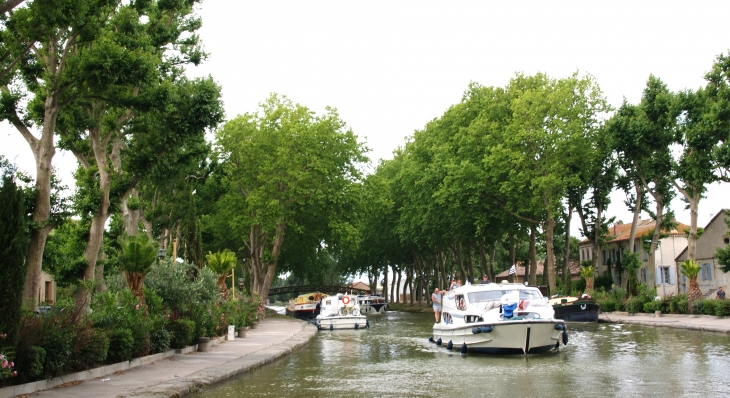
[157, 248, 167, 260]
[238, 278, 244, 291]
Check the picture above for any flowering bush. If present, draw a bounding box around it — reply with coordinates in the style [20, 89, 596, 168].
[1, 333, 18, 381]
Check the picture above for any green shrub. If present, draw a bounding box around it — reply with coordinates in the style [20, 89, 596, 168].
[594, 273, 614, 292]
[600, 300, 618, 312]
[669, 294, 689, 314]
[572, 278, 586, 295]
[150, 326, 171, 354]
[626, 297, 644, 314]
[16, 346, 45, 380]
[716, 300, 730, 317]
[702, 299, 719, 316]
[643, 301, 657, 313]
[107, 328, 135, 363]
[168, 318, 196, 349]
[91, 290, 153, 359]
[73, 327, 109, 369]
[692, 299, 705, 314]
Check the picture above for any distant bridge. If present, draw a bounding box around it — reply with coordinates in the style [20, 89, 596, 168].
[267, 285, 370, 296]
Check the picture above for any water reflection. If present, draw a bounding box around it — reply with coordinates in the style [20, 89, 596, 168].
[197, 312, 730, 397]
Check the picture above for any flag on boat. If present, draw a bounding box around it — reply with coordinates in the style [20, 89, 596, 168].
[508, 264, 516, 275]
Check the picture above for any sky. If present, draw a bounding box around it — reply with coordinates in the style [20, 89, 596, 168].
[1, 0, 729, 238]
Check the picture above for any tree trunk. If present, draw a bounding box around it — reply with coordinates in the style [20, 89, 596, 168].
[544, 206, 558, 294]
[21, 92, 59, 310]
[508, 234, 516, 283]
[395, 265, 402, 303]
[122, 189, 141, 236]
[646, 194, 665, 288]
[563, 201, 572, 289]
[529, 226, 538, 286]
[383, 266, 388, 302]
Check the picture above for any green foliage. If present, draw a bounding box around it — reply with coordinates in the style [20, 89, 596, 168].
[90, 290, 152, 360]
[205, 249, 237, 276]
[680, 259, 701, 279]
[168, 318, 196, 349]
[594, 272, 614, 291]
[117, 234, 159, 275]
[0, 168, 29, 349]
[107, 328, 135, 363]
[669, 294, 689, 314]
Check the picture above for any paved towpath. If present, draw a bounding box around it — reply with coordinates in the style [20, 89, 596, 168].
[600, 312, 730, 333]
[22, 317, 317, 398]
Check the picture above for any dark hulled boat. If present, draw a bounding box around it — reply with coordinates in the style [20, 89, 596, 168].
[549, 295, 600, 322]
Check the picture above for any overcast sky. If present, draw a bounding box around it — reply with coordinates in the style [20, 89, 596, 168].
[1, 0, 729, 238]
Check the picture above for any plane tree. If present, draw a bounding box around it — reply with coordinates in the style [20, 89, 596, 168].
[215, 94, 367, 298]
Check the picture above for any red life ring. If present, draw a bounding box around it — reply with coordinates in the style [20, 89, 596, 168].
[342, 296, 350, 305]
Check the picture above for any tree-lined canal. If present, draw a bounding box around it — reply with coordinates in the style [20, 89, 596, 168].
[197, 312, 730, 397]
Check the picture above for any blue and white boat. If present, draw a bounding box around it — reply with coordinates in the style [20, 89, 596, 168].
[431, 281, 568, 355]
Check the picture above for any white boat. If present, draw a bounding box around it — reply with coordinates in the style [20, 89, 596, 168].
[431, 281, 568, 355]
[315, 293, 369, 330]
[357, 295, 388, 314]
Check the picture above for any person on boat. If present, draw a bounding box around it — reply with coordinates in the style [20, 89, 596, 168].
[449, 279, 458, 291]
[432, 288, 442, 322]
[481, 275, 490, 284]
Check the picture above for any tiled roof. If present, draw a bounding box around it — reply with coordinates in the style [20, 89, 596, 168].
[579, 219, 689, 244]
[495, 260, 581, 278]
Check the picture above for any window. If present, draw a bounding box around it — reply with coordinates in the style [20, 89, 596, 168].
[702, 263, 713, 281]
[657, 266, 675, 285]
[603, 250, 608, 264]
[641, 268, 647, 284]
[580, 249, 584, 261]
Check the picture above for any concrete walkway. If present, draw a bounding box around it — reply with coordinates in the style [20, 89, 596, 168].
[600, 311, 730, 333]
[13, 317, 317, 398]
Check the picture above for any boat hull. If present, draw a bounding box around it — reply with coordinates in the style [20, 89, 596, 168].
[315, 315, 368, 330]
[359, 303, 387, 314]
[286, 303, 321, 319]
[432, 320, 566, 355]
[553, 301, 600, 322]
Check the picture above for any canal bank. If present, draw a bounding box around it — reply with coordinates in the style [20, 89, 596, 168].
[600, 311, 730, 333]
[9, 317, 317, 398]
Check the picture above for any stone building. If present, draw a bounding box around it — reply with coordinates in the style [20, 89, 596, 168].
[578, 219, 689, 298]
[675, 210, 730, 299]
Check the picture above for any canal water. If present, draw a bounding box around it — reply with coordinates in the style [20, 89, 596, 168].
[197, 312, 730, 397]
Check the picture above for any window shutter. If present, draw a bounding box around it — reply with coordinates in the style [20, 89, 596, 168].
[707, 264, 712, 281]
[702, 265, 706, 281]
[656, 270, 662, 285]
[669, 267, 676, 285]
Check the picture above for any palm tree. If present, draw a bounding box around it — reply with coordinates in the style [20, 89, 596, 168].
[117, 234, 159, 304]
[205, 249, 237, 300]
[680, 259, 702, 313]
[580, 266, 595, 291]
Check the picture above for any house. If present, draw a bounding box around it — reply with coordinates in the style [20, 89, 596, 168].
[350, 281, 371, 293]
[41, 271, 56, 304]
[495, 260, 582, 284]
[675, 210, 730, 299]
[578, 219, 689, 298]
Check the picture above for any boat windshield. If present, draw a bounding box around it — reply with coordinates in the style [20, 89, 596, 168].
[468, 288, 543, 303]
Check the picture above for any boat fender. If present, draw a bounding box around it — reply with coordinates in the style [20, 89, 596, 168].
[436, 338, 442, 346]
[562, 330, 569, 345]
[460, 343, 467, 354]
[342, 296, 350, 305]
[329, 323, 333, 331]
[429, 336, 434, 343]
[447, 340, 453, 351]
[355, 323, 359, 330]
[480, 326, 493, 333]
[554, 323, 565, 330]
[472, 327, 482, 334]
[580, 304, 586, 310]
